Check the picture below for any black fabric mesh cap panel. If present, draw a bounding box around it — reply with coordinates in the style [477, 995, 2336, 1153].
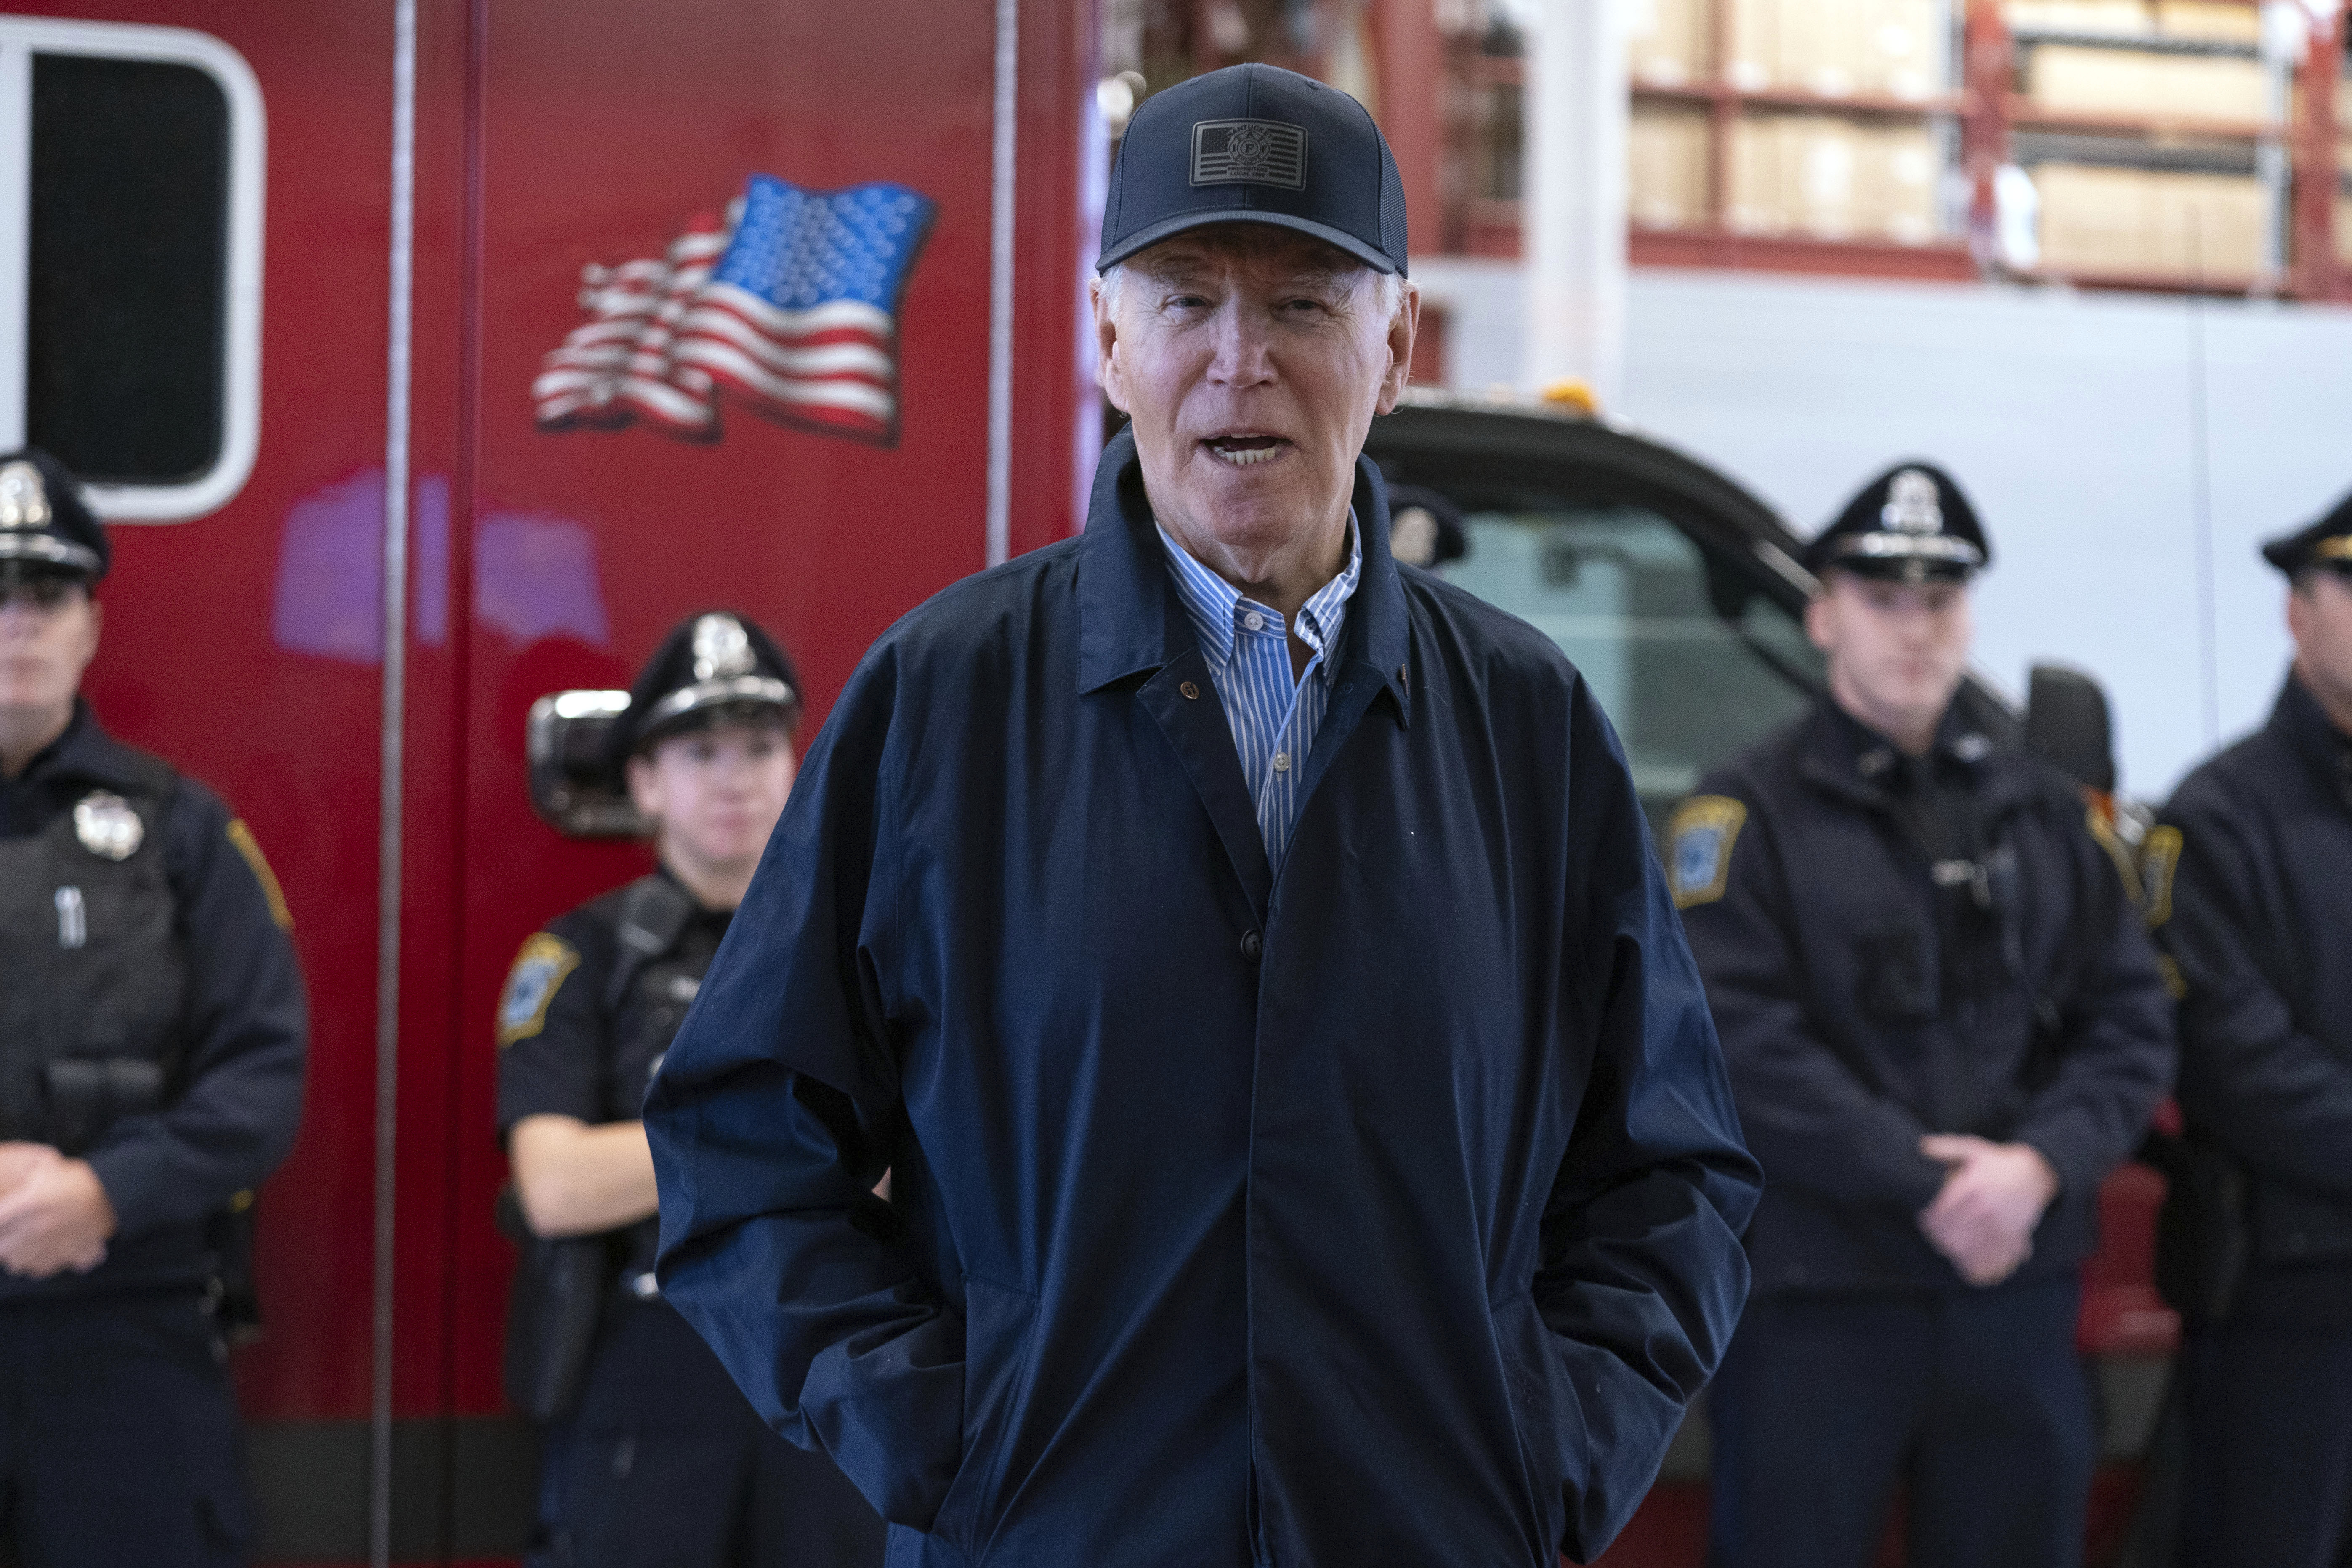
[1380, 145, 1408, 274]
[1098, 63, 1406, 275]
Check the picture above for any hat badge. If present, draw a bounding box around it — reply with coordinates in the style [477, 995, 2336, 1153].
[0, 461, 50, 531]
[1880, 469, 1943, 536]
[73, 791, 144, 861]
[1226, 123, 1279, 178]
[689, 613, 756, 683]
[1190, 118, 1310, 190]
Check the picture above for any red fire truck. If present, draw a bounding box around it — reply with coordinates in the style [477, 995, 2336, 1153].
[18, 3, 2172, 1564]
[28, 2, 1091, 1560]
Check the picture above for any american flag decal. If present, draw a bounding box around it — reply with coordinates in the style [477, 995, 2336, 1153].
[1189, 120, 1308, 190]
[532, 174, 936, 445]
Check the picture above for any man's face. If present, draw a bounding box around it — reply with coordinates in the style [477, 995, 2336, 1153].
[2288, 567, 2352, 720]
[1805, 571, 1973, 739]
[1094, 226, 1415, 578]
[0, 576, 99, 718]
[626, 717, 796, 876]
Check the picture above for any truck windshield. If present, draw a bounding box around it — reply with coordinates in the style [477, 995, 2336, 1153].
[1440, 500, 1824, 823]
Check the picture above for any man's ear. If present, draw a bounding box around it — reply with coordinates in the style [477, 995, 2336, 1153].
[1375, 282, 1420, 415]
[1092, 277, 1129, 415]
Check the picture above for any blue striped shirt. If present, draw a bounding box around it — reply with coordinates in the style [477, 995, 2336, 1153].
[1157, 517, 1363, 867]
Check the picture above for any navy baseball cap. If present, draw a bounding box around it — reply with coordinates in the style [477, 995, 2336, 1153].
[1098, 63, 1407, 277]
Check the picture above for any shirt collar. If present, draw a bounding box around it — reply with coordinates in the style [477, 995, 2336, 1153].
[1156, 512, 1363, 679]
[1294, 520, 1363, 675]
[1076, 424, 1413, 724]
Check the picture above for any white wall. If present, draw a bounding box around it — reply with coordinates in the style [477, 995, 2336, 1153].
[1412, 258, 2352, 797]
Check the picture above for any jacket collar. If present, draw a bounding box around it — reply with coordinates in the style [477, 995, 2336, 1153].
[1076, 425, 1412, 725]
[8, 699, 152, 795]
[2269, 674, 2352, 810]
[1798, 695, 2005, 809]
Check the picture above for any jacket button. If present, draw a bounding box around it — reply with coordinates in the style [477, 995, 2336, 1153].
[1180, 680, 1200, 700]
[1240, 930, 1262, 962]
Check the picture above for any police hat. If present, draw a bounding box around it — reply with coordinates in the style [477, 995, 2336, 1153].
[1803, 462, 1990, 584]
[0, 449, 106, 585]
[2259, 489, 2352, 579]
[614, 611, 802, 765]
[1097, 63, 1407, 277]
[1385, 484, 1467, 569]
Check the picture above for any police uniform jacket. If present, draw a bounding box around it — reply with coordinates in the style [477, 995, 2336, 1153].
[0, 702, 307, 1300]
[643, 427, 1762, 1568]
[2155, 677, 2352, 1319]
[1677, 700, 2171, 1295]
[497, 866, 728, 1281]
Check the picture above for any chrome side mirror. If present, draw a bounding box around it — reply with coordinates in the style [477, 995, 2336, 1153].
[526, 690, 647, 838]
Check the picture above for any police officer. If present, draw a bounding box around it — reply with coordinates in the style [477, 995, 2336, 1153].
[0, 449, 306, 1566]
[2153, 496, 2352, 1567]
[1674, 463, 2171, 1568]
[497, 610, 884, 1568]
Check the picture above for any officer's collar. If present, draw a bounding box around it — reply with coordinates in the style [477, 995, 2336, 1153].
[2272, 674, 2352, 806]
[1803, 696, 2001, 804]
[649, 860, 738, 923]
[1826, 698, 1985, 771]
[1075, 423, 1411, 723]
[6, 698, 146, 792]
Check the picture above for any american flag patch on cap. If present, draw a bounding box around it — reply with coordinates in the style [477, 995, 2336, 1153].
[1190, 119, 1308, 189]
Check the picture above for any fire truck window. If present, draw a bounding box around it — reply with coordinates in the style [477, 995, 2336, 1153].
[1441, 503, 1825, 825]
[26, 53, 228, 485]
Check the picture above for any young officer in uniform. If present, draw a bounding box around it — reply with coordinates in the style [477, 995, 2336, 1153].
[1674, 464, 2172, 1568]
[2152, 495, 2352, 1567]
[497, 609, 884, 1568]
[0, 448, 307, 1566]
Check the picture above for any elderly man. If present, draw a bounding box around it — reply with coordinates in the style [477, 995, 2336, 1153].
[645, 64, 1759, 1568]
[2153, 497, 2352, 1567]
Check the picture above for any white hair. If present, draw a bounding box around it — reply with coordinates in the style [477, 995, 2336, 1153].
[1097, 254, 1407, 325]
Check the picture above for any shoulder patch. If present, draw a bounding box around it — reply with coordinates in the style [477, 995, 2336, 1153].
[498, 933, 582, 1047]
[1667, 795, 1747, 910]
[2139, 825, 2183, 928]
[226, 820, 293, 930]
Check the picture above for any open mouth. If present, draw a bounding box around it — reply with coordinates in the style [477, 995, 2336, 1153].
[1203, 433, 1289, 468]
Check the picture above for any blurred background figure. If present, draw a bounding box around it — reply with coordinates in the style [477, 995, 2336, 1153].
[496, 610, 883, 1568]
[1382, 482, 1467, 570]
[1671, 463, 2171, 1568]
[2151, 494, 2352, 1568]
[0, 448, 306, 1567]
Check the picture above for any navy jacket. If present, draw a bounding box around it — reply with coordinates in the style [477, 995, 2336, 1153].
[0, 703, 308, 1300]
[645, 429, 1760, 1567]
[1677, 701, 2171, 1295]
[2157, 678, 2352, 1312]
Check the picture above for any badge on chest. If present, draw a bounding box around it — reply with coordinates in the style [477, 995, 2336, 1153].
[73, 791, 144, 861]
